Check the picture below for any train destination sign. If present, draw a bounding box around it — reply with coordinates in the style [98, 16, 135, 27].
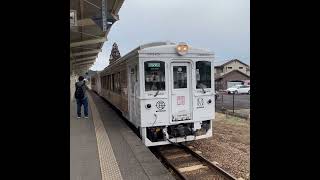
[148, 63, 161, 68]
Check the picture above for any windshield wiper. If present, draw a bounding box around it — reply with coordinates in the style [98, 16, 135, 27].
[201, 85, 206, 94]
[154, 90, 160, 97]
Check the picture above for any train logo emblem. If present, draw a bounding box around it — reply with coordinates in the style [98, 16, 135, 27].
[197, 98, 204, 107]
[156, 100, 165, 110]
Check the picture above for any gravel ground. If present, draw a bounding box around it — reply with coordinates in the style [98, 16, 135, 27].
[189, 112, 250, 179]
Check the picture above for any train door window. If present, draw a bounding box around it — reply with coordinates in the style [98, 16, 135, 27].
[173, 66, 187, 88]
[196, 61, 211, 89]
[144, 61, 165, 91]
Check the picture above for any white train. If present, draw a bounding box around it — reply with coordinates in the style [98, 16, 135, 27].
[91, 42, 215, 146]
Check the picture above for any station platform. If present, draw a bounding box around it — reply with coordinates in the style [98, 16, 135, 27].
[70, 90, 175, 180]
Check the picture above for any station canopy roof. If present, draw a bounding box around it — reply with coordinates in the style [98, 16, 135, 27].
[70, 0, 124, 75]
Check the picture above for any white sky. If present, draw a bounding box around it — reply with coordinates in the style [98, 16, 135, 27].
[91, 0, 250, 71]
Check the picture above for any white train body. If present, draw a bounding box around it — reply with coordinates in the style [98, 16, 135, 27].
[91, 72, 101, 94]
[91, 42, 215, 146]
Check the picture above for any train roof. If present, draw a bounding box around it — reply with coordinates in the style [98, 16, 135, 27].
[136, 41, 213, 55]
[102, 42, 214, 72]
[136, 41, 176, 50]
[120, 41, 212, 60]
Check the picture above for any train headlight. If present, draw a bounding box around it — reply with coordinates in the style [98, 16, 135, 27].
[176, 42, 188, 55]
[207, 99, 212, 104]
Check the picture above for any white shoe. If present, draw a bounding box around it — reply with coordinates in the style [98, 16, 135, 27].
[84, 116, 89, 119]
[77, 116, 81, 119]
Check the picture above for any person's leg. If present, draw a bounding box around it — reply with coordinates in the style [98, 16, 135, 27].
[76, 99, 81, 117]
[83, 97, 88, 117]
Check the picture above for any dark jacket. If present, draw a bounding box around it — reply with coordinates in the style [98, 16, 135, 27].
[75, 80, 87, 98]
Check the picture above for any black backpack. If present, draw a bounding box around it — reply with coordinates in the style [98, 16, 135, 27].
[75, 83, 85, 99]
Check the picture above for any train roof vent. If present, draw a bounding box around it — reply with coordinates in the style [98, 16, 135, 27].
[138, 41, 175, 50]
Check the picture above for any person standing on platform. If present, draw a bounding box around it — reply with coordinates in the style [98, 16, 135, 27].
[74, 76, 88, 119]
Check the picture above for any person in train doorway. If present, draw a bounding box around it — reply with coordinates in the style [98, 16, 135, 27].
[75, 76, 88, 119]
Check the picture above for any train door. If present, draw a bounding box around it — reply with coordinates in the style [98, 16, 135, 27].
[170, 62, 192, 122]
[128, 64, 138, 124]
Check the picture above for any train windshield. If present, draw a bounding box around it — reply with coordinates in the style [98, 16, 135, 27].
[144, 61, 166, 91]
[196, 61, 211, 89]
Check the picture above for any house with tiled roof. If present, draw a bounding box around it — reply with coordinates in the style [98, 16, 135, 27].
[214, 59, 250, 90]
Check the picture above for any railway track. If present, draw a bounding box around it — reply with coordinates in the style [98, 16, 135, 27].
[151, 143, 237, 180]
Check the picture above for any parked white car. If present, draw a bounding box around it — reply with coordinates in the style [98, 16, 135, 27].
[226, 85, 250, 94]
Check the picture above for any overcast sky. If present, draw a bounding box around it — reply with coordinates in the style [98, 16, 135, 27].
[91, 0, 250, 71]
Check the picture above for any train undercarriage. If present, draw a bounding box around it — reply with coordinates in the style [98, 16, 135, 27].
[141, 120, 212, 146]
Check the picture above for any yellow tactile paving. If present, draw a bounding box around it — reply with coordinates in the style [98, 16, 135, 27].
[87, 94, 123, 180]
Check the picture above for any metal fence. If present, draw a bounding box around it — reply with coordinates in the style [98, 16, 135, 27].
[215, 92, 250, 118]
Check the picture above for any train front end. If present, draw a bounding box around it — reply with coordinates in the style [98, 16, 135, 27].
[138, 42, 215, 146]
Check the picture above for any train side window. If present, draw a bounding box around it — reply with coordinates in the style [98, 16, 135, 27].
[104, 76, 106, 89]
[101, 77, 103, 88]
[101, 76, 105, 89]
[117, 72, 121, 93]
[144, 61, 165, 91]
[196, 61, 211, 89]
[108, 75, 111, 90]
[105, 76, 107, 90]
[106, 76, 108, 87]
[101, 76, 106, 89]
[91, 78, 95, 85]
[121, 70, 126, 94]
[130, 68, 135, 94]
[112, 74, 115, 91]
[135, 65, 138, 82]
[114, 74, 117, 92]
[106, 75, 108, 90]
